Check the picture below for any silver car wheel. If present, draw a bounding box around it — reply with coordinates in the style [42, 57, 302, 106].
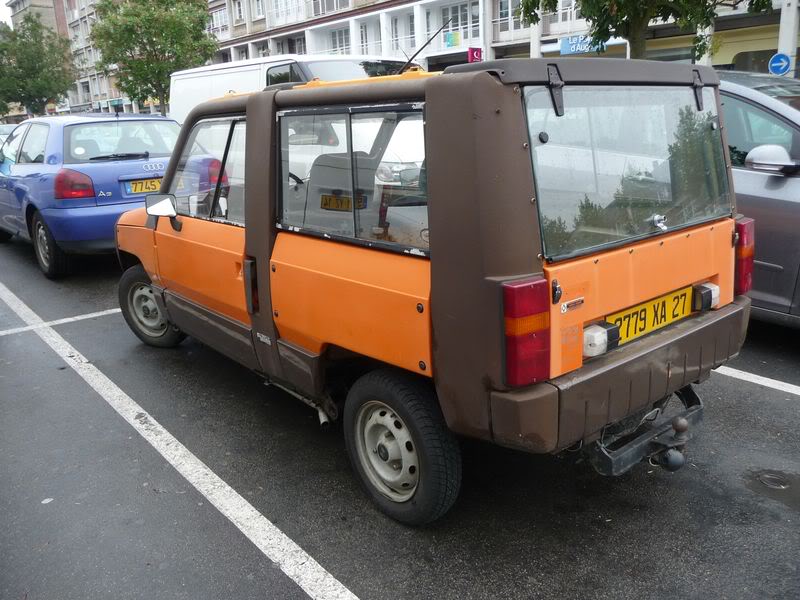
[35, 221, 50, 269]
[354, 400, 419, 502]
[128, 284, 167, 337]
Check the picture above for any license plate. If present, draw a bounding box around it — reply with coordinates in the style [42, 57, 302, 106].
[606, 286, 693, 345]
[320, 194, 366, 211]
[126, 178, 161, 194]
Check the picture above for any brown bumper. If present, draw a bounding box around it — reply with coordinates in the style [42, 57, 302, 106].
[490, 296, 751, 453]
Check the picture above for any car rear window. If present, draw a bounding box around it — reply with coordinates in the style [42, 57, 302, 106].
[304, 60, 407, 80]
[64, 120, 180, 163]
[524, 85, 732, 260]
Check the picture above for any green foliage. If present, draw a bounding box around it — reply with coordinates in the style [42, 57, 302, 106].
[91, 0, 217, 115]
[518, 0, 772, 60]
[0, 14, 75, 116]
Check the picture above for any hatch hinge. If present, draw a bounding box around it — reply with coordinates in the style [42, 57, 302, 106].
[692, 70, 704, 111]
[546, 64, 565, 117]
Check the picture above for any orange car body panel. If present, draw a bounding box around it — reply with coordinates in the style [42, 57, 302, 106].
[544, 219, 735, 378]
[154, 216, 250, 325]
[269, 232, 432, 377]
[116, 207, 161, 285]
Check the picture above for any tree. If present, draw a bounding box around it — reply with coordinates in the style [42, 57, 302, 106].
[0, 14, 75, 116]
[91, 0, 217, 116]
[519, 0, 772, 60]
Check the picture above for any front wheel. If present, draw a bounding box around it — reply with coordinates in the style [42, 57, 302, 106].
[344, 369, 462, 525]
[0, 229, 12, 242]
[119, 264, 185, 348]
[31, 212, 70, 278]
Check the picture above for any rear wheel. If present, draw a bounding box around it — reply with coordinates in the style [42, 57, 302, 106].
[119, 264, 185, 348]
[31, 212, 70, 278]
[344, 369, 462, 525]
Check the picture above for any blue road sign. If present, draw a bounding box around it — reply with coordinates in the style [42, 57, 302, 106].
[768, 53, 791, 76]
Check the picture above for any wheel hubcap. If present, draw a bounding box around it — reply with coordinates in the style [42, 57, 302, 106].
[35, 222, 50, 268]
[354, 400, 419, 502]
[129, 284, 167, 337]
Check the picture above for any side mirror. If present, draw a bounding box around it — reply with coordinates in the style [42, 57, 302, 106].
[744, 144, 800, 175]
[145, 193, 177, 217]
[0, 148, 5, 164]
[398, 167, 421, 186]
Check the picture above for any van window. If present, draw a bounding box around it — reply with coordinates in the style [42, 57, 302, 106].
[280, 109, 428, 250]
[18, 123, 49, 164]
[721, 94, 800, 167]
[169, 118, 243, 222]
[267, 63, 302, 86]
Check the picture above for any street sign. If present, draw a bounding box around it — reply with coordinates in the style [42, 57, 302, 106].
[467, 47, 482, 63]
[560, 35, 604, 55]
[768, 52, 791, 76]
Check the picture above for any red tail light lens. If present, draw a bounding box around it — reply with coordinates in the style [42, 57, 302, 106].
[734, 217, 755, 295]
[54, 168, 94, 199]
[503, 277, 550, 387]
[208, 158, 228, 186]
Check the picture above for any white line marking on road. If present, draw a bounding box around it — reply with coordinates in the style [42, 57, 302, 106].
[0, 282, 357, 600]
[714, 365, 800, 397]
[0, 308, 121, 337]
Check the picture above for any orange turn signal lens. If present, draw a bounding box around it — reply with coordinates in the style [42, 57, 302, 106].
[504, 312, 550, 336]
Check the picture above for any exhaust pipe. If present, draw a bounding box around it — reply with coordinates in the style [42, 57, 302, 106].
[317, 408, 330, 430]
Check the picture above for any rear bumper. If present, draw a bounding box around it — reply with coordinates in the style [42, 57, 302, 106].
[40, 201, 143, 251]
[490, 296, 751, 454]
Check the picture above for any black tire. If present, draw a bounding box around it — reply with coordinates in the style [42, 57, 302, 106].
[344, 369, 462, 525]
[0, 229, 12, 242]
[31, 212, 70, 278]
[119, 264, 185, 348]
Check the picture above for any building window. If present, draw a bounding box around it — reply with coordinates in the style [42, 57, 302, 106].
[208, 8, 229, 33]
[330, 28, 350, 54]
[360, 23, 368, 53]
[441, 1, 480, 45]
[409, 14, 415, 41]
[238, 48, 248, 60]
[253, 0, 264, 18]
[426, 10, 431, 36]
[391, 17, 399, 50]
[234, 0, 244, 21]
[295, 36, 306, 54]
[312, 0, 350, 17]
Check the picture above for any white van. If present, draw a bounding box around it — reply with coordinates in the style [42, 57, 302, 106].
[169, 54, 409, 123]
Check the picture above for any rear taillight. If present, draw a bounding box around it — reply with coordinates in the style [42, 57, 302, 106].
[503, 277, 550, 387]
[208, 158, 228, 186]
[734, 217, 755, 295]
[54, 168, 94, 199]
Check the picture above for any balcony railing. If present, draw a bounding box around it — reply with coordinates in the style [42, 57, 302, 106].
[306, 0, 350, 19]
[207, 25, 231, 40]
[390, 34, 416, 56]
[268, 1, 306, 27]
[540, 6, 585, 36]
[492, 17, 529, 43]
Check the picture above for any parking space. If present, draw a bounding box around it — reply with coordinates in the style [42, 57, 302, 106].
[1, 238, 799, 599]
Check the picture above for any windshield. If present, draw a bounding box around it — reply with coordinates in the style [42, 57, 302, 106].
[64, 120, 180, 163]
[524, 85, 732, 260]
[305, 60, 408, 80]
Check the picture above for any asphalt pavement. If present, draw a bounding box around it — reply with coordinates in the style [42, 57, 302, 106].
[1, 237, 798, 600]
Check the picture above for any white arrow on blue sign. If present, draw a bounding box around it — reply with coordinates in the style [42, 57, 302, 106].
[768, 52, 791, 76]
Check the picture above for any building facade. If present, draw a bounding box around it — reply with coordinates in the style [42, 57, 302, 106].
[204, 0, 800, 75]
[6, 0, 67, 35]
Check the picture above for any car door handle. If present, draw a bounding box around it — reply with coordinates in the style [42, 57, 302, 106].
[243, 258, 258, 315]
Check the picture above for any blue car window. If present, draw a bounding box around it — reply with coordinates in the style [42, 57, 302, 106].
[0, 124, 28, 166]
[18, 124, 49, 164]
[64, 120, 180, 163]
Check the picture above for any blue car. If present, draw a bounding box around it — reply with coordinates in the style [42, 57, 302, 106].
[0, 113, 180, 277]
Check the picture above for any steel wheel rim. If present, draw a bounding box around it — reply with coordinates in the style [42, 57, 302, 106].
[354, 400, 419, 502]
[128, 284, 167, 337]
[35, 222, 50, 268]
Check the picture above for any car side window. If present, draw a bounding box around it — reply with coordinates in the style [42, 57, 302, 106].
[279, 108, 429, 251]
[169, 118, 243, 222]
[0, 125, 28, 166]
[18, 124, 49, 164]
[722, 94, 800, 167]
[267, 63, 301, 86]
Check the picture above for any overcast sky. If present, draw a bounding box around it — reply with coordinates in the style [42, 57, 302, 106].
[0, 4, 11, 26]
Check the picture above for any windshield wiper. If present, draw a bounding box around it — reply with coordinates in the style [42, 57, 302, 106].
[89, 151, 150, 161]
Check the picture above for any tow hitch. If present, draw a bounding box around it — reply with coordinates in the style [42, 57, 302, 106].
[585, 385, 703, 476]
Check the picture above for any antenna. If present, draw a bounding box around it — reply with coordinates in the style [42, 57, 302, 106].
[395, 17, 453, 75]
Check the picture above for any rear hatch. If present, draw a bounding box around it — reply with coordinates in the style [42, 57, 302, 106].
[522, 81, 737, 378]
[63, 118, 180, 205]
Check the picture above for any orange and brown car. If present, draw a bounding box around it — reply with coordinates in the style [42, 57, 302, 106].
[116, 59, 752, 525]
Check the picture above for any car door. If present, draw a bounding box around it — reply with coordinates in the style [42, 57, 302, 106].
[721, 92, 800, 314]
[0, 124, 29, 234]
[155, 116, 259, 369]
[12, 122, 51, 232]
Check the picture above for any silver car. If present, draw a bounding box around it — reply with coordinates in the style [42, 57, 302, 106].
[719, 71, 800, 327]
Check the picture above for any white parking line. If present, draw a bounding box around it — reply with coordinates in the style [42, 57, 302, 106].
[0, 282, 357, 600]
[0, 308, 121, 337]
[714, 365, 800, 397]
